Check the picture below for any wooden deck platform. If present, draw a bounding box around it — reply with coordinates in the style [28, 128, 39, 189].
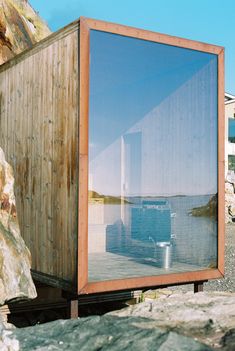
[88, 252, 206, 281]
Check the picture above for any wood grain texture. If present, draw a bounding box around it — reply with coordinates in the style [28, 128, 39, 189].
[0, 25, 79, 288]
[78, 18, 89, 292]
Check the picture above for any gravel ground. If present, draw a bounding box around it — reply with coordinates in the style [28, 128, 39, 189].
[205, 223, 235, 292]
[171, 223, 235, 293]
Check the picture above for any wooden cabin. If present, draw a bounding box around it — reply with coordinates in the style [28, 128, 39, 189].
[0, 18, 224, 303]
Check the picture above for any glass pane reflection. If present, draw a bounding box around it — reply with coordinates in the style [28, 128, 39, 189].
[88, 30, 218, 282]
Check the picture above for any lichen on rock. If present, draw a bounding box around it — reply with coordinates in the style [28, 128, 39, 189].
[0, 147, 36, 305]
[0, 0, 51, 65]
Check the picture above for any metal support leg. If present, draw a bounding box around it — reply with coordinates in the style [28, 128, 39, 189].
[67, 299, 79, 319]
[62, 290, 79, 319]
[194, 282, 204, 293]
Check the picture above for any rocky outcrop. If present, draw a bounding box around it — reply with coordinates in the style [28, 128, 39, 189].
[0, 147, 36, 305]
[225, 172, 235, 223]
[0, 0, 48, 306]
[0, 291, 235, 350]
[189, 171, 235, 223]
[1, 315, 214, 351]
[0, 0, 51, 65]
[190, 194, 217, 218]
[110, 290, 235, 350]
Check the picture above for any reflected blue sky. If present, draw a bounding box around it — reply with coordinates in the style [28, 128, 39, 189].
[89, 30, 218, 197]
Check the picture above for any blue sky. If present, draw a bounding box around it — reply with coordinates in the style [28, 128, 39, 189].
[30, 0, 235, 94]
[89, 30, 217, 196]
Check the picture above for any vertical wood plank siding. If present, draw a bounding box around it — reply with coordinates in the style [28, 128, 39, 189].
[0, 26, 79, 288]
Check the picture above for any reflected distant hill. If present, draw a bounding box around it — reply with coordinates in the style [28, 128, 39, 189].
[128, 194, 187, 198]
[89, 190, 131, 204]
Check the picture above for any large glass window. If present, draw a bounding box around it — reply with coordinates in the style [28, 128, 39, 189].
[229, 118, 235, 143]
[88, 30, 218, 282]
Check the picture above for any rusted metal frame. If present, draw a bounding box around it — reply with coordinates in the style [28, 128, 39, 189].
[78, 18, 90, 293]
[217, 49, 225, 277]
[80, 269, 222, 294]
[80, 17, 223, 55]
[78, 17, 225, 295]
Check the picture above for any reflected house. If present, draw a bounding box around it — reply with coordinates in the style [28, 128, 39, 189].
[131, 200, 171, 244]
[225, 93, 235, 174]
[0, 17, 224, 296]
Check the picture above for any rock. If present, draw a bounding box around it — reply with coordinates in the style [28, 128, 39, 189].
[0, 147, 36, 305]
[225, 173, 235, 223]
[0, 319, 18, 351]
[225, 175, 235, 223]
[0, 0, 51, 65]
[221, 328, 235, 351]
[109, 291, 235, 349]
[226, 171, 235, 185]
[1, 291, 234, 350]
[0, 0, 47, 306]
[7, 315, 213, 351]
[228, 205, 235, 217]
[190, 194, 217, 218]
[225, 192, 235, 223]
[225, 182, 234, 195]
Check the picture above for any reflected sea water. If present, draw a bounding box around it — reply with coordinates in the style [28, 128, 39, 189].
[89, 195, 218, 269]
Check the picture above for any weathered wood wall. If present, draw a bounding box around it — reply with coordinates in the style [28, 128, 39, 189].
[0, 23, 79, 289]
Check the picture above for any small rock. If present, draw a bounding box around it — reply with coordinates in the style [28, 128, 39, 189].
[220, 328, 235, 351]
[225, 182, 234, 195]
[228, 205, 235, 217]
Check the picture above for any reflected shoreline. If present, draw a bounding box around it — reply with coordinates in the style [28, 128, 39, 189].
[189, 194, 217, 219]
[89, 190, 218, 218]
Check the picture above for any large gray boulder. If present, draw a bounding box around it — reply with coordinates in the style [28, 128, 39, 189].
[3, 315, 213, 351]
[0, 147, 36, 305]
[110, 291, 235, 350]
[0, 291, 234, 350]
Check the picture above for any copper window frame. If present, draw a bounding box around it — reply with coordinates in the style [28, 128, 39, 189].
[78, 17, 225, 295]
